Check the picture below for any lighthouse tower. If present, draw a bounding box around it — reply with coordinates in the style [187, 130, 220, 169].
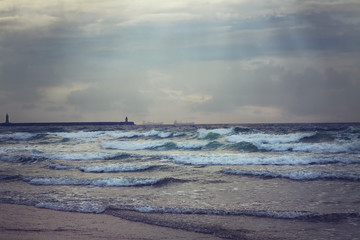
[5, 113, 9, 124]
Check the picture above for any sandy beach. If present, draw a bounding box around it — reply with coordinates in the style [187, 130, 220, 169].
[0, 204, 223, 240]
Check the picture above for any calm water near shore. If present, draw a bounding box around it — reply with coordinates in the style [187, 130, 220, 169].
[1, 123, 360, 239]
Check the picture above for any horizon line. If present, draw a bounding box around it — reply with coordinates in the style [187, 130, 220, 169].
[1, 120, 360, 126]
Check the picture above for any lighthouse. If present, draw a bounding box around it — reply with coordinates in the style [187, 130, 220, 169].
[5, 114, 9, 124]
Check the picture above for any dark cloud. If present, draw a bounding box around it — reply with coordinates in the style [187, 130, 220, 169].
[67, 87, 115, 111]
[0, 21, 79, 105]
[45, 106, 67, 112]
[67, 84, 152, 115]
[196, 62, 360, 121]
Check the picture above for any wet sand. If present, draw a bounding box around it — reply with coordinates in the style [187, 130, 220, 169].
[2, 203, 360, 240]
[0, 204, 222, 240]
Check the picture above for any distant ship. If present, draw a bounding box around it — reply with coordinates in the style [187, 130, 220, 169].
[174, 120, 195, 125]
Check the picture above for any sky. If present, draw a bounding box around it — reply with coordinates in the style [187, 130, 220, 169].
[1, 0, 359, 124]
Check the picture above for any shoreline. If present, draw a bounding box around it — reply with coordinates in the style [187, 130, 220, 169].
[0, 203, 222, 240]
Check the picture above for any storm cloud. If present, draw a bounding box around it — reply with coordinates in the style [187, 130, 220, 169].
[0, 0, 359, 123]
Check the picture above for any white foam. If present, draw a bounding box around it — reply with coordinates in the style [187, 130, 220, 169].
[175, 141, 208, 149]
[78, 164, 154, 173]
[114, 205, 313, 219]
[222, 169, 360, 181]
[105, 131, 142, 138]
[227, 132, 360, 154]
[53, 131, 104, 139]
[42, 152, 126, 161]
[36, 201, 105, 213]
[255, 140, 360, 154]
[100, 140, 208, 151]
[144, 129, 173, 138]
[168, 153, 359, 165]
[91, 178, 161, 187]
[105, 130, 173, 139]
[197, 128, 233, 139]
[101, 141, 167, 150]
[227, 132, 315, 145]
[24, 176, 164, 187]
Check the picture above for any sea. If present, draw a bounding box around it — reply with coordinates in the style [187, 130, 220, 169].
[1, 122, 359, 240]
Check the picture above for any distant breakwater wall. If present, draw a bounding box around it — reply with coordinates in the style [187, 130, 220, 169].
[0, 121, 135, 126]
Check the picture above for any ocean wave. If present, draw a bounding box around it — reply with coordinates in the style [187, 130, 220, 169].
[48, 163, 156, 173]
[109, 205, 312, 219]
[0, 132, 43, 141]
[101, 141, 169, 150]
[259, 141, 360, 154]
[100, 140, 208, 151]
[36, 201, 106, 213]
[197, 128, 234, 139]
[52, 129, 174, 140]
[346, 126, 360, 134]
[42, 152, 131, 161]
[137, 129, 174, 138]
[225, 141, 260, 152]
[168, 154, 360, 166]
[227, 132, 315, 145]
[233, 126, 254, 133]
[109, 205, 360, 221]
[222, 169, 360, 181]
[0, 154, 47, 164]
[227, 132, 360, 154]
[0, 174, 21, 181]
[204, 141, 223, 150]
[22, 176, 176, 187]
[105, 129, 174, 139]
[53, 131, 105, 139]
[299, 132, 335, 143]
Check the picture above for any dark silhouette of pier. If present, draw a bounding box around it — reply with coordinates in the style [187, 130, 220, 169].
[1, 114, 135, 126]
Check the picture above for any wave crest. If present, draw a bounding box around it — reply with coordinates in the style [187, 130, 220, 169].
[22, 176, 178, 187]
[168, 154, 360, 165]
[48, 163, 156, 173]
[222, 169, 360, 181]
[109, 205, 360, 221]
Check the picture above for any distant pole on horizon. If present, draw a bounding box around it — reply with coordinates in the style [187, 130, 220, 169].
[5, 113, 9, 124]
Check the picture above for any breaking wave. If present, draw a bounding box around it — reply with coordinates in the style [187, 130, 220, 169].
[36, 201, 106, 213]
[42, 152, 131, 161]
[0, 155, 47, 164]
[225, 141, 260, 152]
[22, 176, 177, 187]
[227, 132, 315, 145]
[222, 169, 360, 181]
[299, 132, 335, 143]
[260, 141, 360, 154]
[226, 132, 360, 154]
[108, 205, 360, 221]
[52, 129, 174, 140]
[48, 163, 156, 173]
[0, 132, 45, 141]
[197, 128, 234, 139]
[168, 153, 360, 165]
[100, 140, 209, 151]
[107, 129, 174, 139]
[53, 131, 104, 139]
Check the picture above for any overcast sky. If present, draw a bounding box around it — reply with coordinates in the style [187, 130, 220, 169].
[1, 0, 359, 124]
